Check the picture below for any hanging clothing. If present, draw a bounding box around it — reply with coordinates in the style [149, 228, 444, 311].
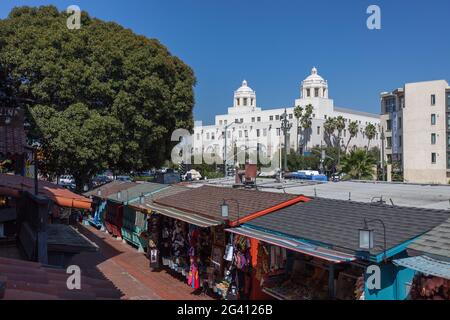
[188, 262, 200, 289]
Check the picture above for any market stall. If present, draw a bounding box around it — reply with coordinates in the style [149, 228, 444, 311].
[225, 226, 362, 300]
[104, 202, 124, 239]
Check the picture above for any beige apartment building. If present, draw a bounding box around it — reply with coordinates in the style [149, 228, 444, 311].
[381, 80, 450, 184]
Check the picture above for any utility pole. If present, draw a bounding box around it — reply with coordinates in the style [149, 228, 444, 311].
[281, 109, 293, 173]
[380, 127, 385, 181]
[223, 121, 236, 177]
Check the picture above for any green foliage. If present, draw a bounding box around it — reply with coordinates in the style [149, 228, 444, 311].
[340, 148, 377, 180]
[365, 123, 378, 149]
[0, 6, 196, 190]
[287, 150, 320, 172]
[345, 121, 359, 153]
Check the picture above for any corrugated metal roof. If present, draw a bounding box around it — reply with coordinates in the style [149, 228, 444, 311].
[393, 256, 450, 280]
[106, 182, 168, 203]
[226, 226, 356, 264]
[84, 181, 138, 198]
[408, 218, 450, 260]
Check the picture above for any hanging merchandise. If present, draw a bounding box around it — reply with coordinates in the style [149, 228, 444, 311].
[224, 244, 234, 262]
[188, 256, 200, 290]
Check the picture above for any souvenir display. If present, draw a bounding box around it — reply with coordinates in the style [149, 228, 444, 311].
[410, 275, 450, 300]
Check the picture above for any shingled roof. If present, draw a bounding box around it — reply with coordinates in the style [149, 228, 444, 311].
[154, 185, 302, 222]
[0, 257, 123, 300]
[244, 198, 450, 257]
[408, 218, 450, 261]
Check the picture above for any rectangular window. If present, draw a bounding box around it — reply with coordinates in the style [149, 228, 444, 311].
[276, 115, 280, 120]
[224, 120, 228, 125]
[387, 137, 392, 148]
[256, 129, 260, 137]
[432, 153, 437, 164]
[243, 98, 248, 106]
[398, 117, 402, 129]
[431, 114, 436, 125]
[240, 118, 244, 123]
[211, 133, 215, 140]
[252, 117, 255, 122]
[447, 93, 450, 109]
[269, 116, 274, 121]
[431, 94, 436, 106]
[317, 126, 320, 135]
[235, 119, 239, 124]
[276, 128, 281, 136]
[306, 89, 311, 97]
[448, 134, 450, 148]
[244, 130, 248, 138]
[219, 120, 223, 126]
[257, 117, 261, 122]
[431, 133, 436, 145]
[315, 88, 319, 97]
[448, 152, 450, 169]
[289, 114, 293, 119]
[386, 120, 392, 131]
[399, 135, 402, 147]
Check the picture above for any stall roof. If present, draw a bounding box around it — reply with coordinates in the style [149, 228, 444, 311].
[154, 185, 308, 224]
[0, 173, 92, 210]
[0, 257, 123, 300]
[47, 224, 98, 254]
[84, 181, 138, 199]
[408, 218, 450, 261]
[226, 226, 356, 264]
[393, 256, 450, 280]
[106, 182, 169, 203]
[144, 202, 222, 228]
[128, 185, 190, 213]
[243, 198, 450, 261]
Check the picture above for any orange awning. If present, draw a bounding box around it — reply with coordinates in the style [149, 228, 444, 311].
[0, 173, 92, 210]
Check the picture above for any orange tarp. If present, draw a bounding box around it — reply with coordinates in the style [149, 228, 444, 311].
[0, 173, 92, 210]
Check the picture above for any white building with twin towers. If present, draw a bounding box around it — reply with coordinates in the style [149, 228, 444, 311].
[193, 67, 380, 163]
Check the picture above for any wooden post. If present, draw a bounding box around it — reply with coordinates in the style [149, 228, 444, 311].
[328, 264, 335, 299]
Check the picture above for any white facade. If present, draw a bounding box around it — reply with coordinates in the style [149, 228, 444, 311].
[193, 68, 380, 163]
[381, 80, 450, 184]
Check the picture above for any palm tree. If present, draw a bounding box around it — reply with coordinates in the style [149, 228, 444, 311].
[365, 123, 377, 149]
[341, 148, 377, 180]
[323, 117, 336, 147]
[334, 116, 346, 165]
[345, 121, 359, 153]
[294, 105, 303, 153]
[300, 104, 313, 153]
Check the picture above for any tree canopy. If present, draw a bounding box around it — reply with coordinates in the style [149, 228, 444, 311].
[0, 6, 196, 189]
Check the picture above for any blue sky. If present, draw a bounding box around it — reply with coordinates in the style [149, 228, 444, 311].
[1, 1, 450, 124]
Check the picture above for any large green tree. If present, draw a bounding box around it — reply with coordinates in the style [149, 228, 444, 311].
[0, 6, 196, 190]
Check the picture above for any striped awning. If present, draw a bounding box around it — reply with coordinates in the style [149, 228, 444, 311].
[144, 202, 223, 228]
[225, 226, 356, 264]
[393, 255, 450, 280]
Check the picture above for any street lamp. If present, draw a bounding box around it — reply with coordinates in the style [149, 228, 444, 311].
[281, 109, 293, 173]
[220, 199, 240, 224]
[359, 218, 387, 261]
[223, 121, 237, 177]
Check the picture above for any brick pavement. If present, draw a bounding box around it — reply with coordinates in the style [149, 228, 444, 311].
[71, 224, 213, 300]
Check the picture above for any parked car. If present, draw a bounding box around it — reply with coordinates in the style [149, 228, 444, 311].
[182, 169, 202, 181]
[116, 176, 132, 182]
[59, 175, 74, 185]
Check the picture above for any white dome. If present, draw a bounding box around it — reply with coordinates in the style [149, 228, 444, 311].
[233, 80, 256, 108]
[301, 67, 329, 99]
[236, 80, 255, 94]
